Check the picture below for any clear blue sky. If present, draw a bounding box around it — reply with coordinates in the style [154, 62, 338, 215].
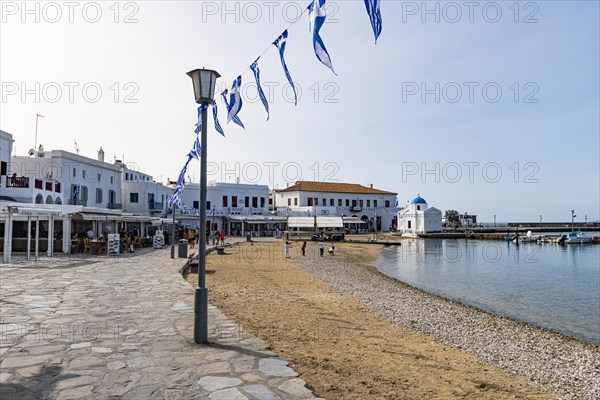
[2, 1, 598, 222]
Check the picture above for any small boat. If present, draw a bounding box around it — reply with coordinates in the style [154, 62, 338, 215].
[520, 231, 540, 243]
[564, 232, 593, 244]
[504, 236, 515, 242]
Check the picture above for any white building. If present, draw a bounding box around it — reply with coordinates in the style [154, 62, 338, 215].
[274, 181, 398, 232]
[7, 146, 122, 209]
[119, 160, 172, 216]
[397, 195, 442, 235]
[0, 130, 14, 193]
[176, 181, 283, 236]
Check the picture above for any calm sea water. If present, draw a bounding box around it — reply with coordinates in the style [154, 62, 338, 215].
[374, 239, 600, 345]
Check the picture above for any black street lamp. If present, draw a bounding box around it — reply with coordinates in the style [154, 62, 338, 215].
[187, 68, 221, 344]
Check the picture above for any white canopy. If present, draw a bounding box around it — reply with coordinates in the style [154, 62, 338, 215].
[288, 216, 344, 229]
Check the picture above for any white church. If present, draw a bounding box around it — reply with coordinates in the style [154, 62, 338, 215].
[397, 195, 442, 236]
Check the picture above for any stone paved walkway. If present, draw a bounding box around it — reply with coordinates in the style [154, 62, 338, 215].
[0, 247, 319, 400]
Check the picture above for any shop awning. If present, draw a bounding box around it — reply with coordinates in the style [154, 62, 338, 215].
[288, 217, 315, 228]
[317, 216, 344, 228]
[343, 217, 366, 224]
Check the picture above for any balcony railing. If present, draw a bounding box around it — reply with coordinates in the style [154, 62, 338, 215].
[107, 202, 122, 210]
[148, 202, 164, 211]
[5, 177, 30, 188]
[68, 199, 87, 206]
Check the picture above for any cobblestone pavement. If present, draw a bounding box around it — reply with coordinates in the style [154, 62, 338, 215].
[0, 247, 319, 400]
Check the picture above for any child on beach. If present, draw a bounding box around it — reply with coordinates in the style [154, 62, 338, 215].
[319, 240, 324, 257]
[284, 242, 291, 258]
[301, 241, 307, 256]
[328, 245, 335, 256]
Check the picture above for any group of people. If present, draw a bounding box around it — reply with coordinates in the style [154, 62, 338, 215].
[214, 231, 225, 246]
[285, 241, 335, 258]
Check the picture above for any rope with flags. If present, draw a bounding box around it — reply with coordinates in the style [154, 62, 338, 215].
[172, 1, 384, 208]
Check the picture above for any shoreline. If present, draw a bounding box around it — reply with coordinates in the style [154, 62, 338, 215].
[293, 242, 600, 399]
[193, 241, 561, 399]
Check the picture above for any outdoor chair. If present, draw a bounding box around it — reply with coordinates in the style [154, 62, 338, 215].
[83, 238, 92, 254]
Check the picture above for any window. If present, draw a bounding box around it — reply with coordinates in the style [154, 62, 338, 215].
[110, 176, 114, 184]
[252, 197, 258, 208]
[35, 179, 43, 189]
[346, 199, 350, 207]
[97, 173, 101, 182]
[45, 181, 52, 191]
[245, 196, 250, 207]
[73, 168, 76, 178]
[55, 183, 61, 193]
[148, 193, 155, 203]
[260, 197, 265, 208]
[417, 205, 421, 210]
[81, 186, 88, 201]
[374, 200, 378, 207]
[193, 201, 199, 209]
[96, 188, 103, 204]
[232, 196, 238, 207]
[359, 200, 364, 207]
[206, 201, 211, 210]
[308, 198, 313, 206]
[352, 200, 357, 207]
[338, 199, 342, 207]
[288, 198, 291, 206]
[314, 198, 319, 206]
[385, 200, 390, 208]
[0, 161, 7, 175]
[367, 200, 371, 207]
[330, 199, 334, 206]
[130, 193, 139, 203]
[323, 198, 326, 206]
[222, 196, 228, 207]
[82, 169, 86, 179]
[294, 198, 298, 206]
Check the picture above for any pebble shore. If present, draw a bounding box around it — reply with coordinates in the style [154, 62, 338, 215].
[294, 247, 600, 400]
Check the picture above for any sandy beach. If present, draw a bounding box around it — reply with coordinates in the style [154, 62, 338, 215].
[185, 241, 599, 399]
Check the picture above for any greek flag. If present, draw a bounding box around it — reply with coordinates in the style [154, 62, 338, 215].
[227, 76, 243, 124]
[395, 199, 399, 208]
[211, 101, 225, 137]
[250, 60, 270, 120]
[194, 103, 208, 134]
[364, 0, 382, 43]
[189, 136, 201, 161]
[308, 0, 336, 75]
[221, 89, 245, 129]
[273, 30, 298, 105]
[73, 185, 80, 196]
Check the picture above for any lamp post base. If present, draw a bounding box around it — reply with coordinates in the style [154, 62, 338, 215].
[194, 287, 209, 344]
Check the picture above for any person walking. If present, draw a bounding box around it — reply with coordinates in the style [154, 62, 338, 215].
[220, 231, 225, 245]
[301, 241, 307, 256]
[319, 240, 324, 257]
[284, 242, 291, 259]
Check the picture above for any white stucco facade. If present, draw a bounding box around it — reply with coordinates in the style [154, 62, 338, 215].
[397, 196, 442, 235]
[119, 163, 172, 216]
[8, 148, 122, 208]
[0, 130, 14, 192]
[274, 181, 399, 232]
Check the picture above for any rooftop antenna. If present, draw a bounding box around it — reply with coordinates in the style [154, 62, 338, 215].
[34, 114, 44, 149]
[74, 140, 80, 154]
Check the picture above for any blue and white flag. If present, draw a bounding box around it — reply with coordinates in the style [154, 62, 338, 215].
[221, 89, 245, 129]
[194, 103, 209, 134]
[189, 136, 201, 161]
[308, 0, 336, 75]
[227, 76, 243, 124]
[273, 30, 298, 105]
[364, 0, 382, 43]
[250, 59, 270, 120]
[395, 199, 399, 208]
[211, 101, 225, 137]
[73, 184, 80, 196]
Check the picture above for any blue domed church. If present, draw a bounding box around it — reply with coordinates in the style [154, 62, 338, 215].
[397, 195, 442, 235]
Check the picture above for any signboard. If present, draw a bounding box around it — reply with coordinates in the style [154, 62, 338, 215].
[107, 234, 120, 255]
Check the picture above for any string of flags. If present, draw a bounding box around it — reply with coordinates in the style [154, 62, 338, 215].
[169, 1, 383, 209]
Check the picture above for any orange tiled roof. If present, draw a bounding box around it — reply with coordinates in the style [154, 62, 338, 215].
[277, 181, 396, 195]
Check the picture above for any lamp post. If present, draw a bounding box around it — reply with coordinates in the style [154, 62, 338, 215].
[493, 214, 496, 228]
[539, 214, 542, 226]
[187, 68, 220, 344]
[571, 210, 576, 233]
